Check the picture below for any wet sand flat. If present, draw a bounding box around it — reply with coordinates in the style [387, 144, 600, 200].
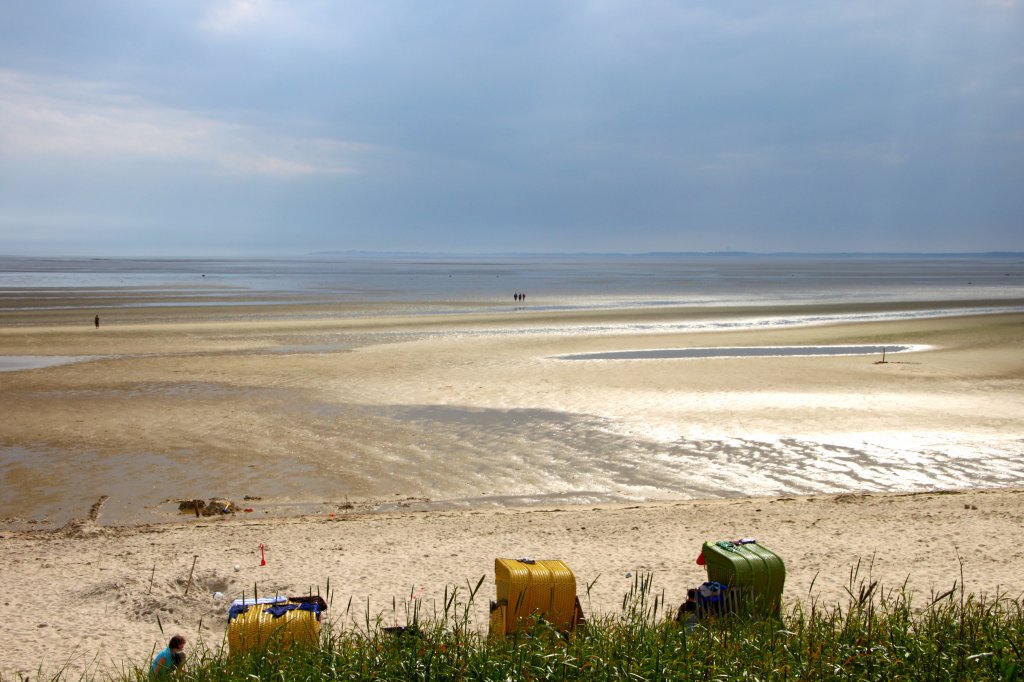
[1, 299, 1022, 527]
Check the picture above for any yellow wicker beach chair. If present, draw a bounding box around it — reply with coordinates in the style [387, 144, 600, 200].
[227, 597, 325, 655]
[489, 558, 584, 637]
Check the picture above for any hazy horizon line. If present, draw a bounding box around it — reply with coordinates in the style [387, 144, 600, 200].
[2, 249, 1022, 262]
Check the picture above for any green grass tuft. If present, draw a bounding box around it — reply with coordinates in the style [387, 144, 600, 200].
[8, 572, 1024, 681]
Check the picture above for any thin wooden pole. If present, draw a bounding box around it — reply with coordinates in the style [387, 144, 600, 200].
[184, 555, 198, 596]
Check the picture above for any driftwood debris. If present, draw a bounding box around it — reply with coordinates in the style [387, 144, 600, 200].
[177, 499, 237, 516]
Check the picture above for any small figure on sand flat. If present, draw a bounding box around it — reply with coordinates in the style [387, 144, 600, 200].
[150, 635, 186, 675]
[94, 315, 100, 328]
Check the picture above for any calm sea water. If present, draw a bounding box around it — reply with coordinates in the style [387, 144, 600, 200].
[1, 253, 1023, 314]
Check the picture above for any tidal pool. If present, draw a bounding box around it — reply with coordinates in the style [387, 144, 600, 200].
[559, 345, 922, 360]
[0, 355, 98, 372]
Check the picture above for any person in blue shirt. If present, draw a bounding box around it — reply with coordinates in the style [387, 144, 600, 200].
[150, 635, 186, 675]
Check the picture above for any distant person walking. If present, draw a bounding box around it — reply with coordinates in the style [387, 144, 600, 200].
[94, 315, 100, 328]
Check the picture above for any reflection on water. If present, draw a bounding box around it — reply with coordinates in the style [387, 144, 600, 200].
[375, 406, 1024, 506]
[6, 403, 1020, 529]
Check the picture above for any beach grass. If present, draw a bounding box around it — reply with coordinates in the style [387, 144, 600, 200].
[10, 566, 1023, 682]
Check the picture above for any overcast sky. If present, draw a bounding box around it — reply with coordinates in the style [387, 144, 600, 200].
[1, 1, 1021, 256]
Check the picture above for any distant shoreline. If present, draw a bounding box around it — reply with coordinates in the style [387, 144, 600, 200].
[4, 250, 1024, 260]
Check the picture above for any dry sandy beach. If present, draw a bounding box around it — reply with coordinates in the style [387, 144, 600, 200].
[1, 298, 1023, 676]
[2, 489, 1024, 678]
